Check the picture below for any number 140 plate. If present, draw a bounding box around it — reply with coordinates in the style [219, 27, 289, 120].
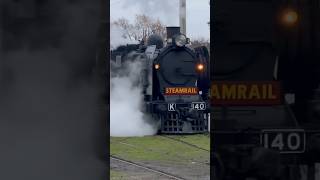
[260, 129, 306, 153]
[191, 102, 206, 110]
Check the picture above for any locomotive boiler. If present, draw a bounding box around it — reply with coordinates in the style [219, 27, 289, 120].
[111, 27, 210, 134]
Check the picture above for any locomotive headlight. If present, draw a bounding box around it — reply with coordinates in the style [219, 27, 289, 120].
[174, 34, 187, 47]
[281, 9, 298, 26]
[155, 64, 160, 70]
[197, 63, 204, 71]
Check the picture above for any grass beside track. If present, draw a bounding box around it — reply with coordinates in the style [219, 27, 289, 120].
[110, 170, 127, 180]
[110, 134, 210, 179]
[110, 134, 210, 163]
[164, 134, 210, 151]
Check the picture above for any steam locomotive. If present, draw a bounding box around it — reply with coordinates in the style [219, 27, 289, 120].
[111, 27, 210, 134]
[211, 0, 320, 179]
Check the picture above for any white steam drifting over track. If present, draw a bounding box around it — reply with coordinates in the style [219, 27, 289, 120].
[110, 61, 157, 137]
[110, 27, 157, 136]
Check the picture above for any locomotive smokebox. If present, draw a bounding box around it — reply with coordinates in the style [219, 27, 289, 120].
[166, 27, 180, 39]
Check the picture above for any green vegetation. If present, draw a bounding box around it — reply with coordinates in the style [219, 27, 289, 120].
[110, 170, 126, 180]
[110, 134, 210, 164]
[167, 134, 210, 151]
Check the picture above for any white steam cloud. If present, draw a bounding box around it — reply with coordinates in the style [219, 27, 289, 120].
[110, 0, 210, 40]
[110, 60, 157, 137]
[110, 7, 159, 137]
[111, 0, 179, 26]
[0, 1, 106, 179]
[122, 0, 179, 26]
[110, 24, 138, 50]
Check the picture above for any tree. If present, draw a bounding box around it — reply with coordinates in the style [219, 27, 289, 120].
[112, 14, 167, 42]
[190, 38, 210, 51]
[113, 18, 134, 40]
[151, 19, 166, 39]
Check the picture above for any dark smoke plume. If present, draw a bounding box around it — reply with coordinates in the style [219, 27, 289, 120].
[0, 1, 107, 180]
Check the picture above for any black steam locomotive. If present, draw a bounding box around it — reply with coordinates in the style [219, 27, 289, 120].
[111, 27, 210, 134]
[211, 0, 320, 179]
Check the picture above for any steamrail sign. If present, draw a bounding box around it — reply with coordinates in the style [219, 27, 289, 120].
[165, 87, 198, 95]
[211, 81, 282, 105]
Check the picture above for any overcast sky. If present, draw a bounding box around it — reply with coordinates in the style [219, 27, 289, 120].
[110, 0, 210, 41]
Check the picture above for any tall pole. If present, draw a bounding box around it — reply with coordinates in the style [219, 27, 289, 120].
[179, 0, 186, 35]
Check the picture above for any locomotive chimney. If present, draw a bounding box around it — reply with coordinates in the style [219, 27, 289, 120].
[166, 27, 180, 39]
[179, 0, 186, 35]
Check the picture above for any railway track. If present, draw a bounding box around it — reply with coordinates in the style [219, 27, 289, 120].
[112, 141, 210, 166]
[160, 135, 210, 152]
[111, 155, 187, 180]
[111, 135, 210, 166]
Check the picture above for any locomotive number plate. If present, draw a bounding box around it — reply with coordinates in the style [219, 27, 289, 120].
[260, 129, 305, 153]
[191, 102, 206, 110]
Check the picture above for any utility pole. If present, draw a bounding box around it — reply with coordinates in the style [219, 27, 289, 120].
[179, 0, 186, 35]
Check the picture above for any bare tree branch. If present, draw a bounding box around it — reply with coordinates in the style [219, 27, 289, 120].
[112, 14, 167, 42]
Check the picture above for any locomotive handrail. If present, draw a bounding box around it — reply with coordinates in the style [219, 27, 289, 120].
[283, 98, 300, 127]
